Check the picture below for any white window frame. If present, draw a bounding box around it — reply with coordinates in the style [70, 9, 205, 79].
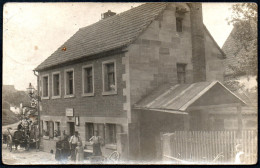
[52, 71, 61, 99]
[41, 74, 49, 100]
[102, 60, 117, 95]
[64, 68, 75, 98]
[82, 64, 94, 97]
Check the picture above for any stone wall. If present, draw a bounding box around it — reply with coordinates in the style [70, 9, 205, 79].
[127, 3, 193, 105]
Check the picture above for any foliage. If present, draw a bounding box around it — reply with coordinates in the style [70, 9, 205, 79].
[2, 109, 19, 126]
[227, 3, 257, 77]
[2, 89, 30, 108]
[2, 101, 10, 109]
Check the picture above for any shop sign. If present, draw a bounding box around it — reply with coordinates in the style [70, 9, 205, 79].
[66, 108, 74, 117]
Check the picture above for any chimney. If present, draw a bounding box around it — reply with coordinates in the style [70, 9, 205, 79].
[189, 3, 206, 82]
[101, 10, 116, 19]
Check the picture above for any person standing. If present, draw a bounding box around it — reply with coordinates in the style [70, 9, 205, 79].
[89, 130, 103, 156]
[55, 139, 63, 162]
[76, 142, 84, 163]
[69, 131, 82, 161]
[61, 134, 70, 163]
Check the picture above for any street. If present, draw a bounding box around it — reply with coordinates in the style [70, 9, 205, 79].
[2, 146, 56, 165]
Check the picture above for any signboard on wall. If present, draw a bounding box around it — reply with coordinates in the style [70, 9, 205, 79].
[75, 116, 79, 126]
[66, 108, 74, 117]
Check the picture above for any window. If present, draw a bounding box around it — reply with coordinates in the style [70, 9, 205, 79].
[42, 75, 49, 98]
[82, 65, 94, 96]
[54, 122, 61, 137]
[106, 124, 117, 144]
[52, 72, 60, 98]
[44, 121, 49, 136]
[177, 63, 186, 84]
[102, 60, 117, 95]
[65, 69, 74, 96]
[176, 17, 183, 32]
[85, 123, 94, 141]
[95, 124, 105, 141]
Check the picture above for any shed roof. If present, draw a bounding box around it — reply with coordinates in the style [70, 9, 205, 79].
[35, 3, 167, 71]
[134, 81, 247, 112]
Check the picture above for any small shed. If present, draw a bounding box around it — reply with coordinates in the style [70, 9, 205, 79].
[134, 81, 248, 160]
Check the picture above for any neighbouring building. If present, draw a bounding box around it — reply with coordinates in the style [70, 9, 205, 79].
[35, 3, 250, 161]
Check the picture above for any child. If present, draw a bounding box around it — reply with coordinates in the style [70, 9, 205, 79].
[76, 142, 84, 163]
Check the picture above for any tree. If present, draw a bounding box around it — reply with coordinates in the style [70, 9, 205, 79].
[227, 3, 257, 77]
[224, 3, 257, 94]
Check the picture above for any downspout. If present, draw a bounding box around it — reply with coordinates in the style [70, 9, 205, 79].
[33, 70, 41, 148]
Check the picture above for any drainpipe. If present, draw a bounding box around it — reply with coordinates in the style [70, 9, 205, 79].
[33, 70, 41, 148]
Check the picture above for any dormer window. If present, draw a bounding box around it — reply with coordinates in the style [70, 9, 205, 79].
[176, 17, 183, 32]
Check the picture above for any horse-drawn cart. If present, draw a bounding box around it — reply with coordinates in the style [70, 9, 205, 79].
[5, 128, 30, 151]
[3, 125, 39, 152]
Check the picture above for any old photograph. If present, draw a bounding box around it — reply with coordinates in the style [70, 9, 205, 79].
[2, 2, 257, 165]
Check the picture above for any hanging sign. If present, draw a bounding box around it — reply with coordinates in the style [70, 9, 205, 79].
[66, 108, 74, 117]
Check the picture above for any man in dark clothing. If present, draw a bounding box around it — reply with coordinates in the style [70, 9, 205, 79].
[55, 140, 63, 162]
[61, 136, 70, 163]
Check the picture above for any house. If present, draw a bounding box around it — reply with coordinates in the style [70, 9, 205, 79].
[35, 3, 249, 161]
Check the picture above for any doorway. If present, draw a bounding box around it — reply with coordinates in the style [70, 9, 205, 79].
[67, 122, 75, 136]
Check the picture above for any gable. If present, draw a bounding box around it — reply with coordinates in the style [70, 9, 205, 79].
[190, 82, 246, 107]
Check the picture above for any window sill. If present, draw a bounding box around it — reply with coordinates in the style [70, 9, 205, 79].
[52, 96, 61, 99]
[64, 95, 75, 99]
[82, 93, 94, 97]
[105, 144, 117, 150]
[102, 91, 117, 96]
[41, 97, 49, 100]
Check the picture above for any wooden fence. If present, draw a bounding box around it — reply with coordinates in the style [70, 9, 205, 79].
[162, 130, 257, 164]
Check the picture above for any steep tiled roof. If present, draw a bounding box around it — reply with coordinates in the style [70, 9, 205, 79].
[35, 3, 167, 71]
[135, 81, 247, 112]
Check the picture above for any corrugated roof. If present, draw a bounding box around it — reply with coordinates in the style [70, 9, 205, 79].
[135, 81, 247, 112]
[35, 3, 167, 71]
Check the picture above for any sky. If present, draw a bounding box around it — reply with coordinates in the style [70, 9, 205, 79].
[3, 2, 235, 91]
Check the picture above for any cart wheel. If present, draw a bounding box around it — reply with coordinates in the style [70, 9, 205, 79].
[108, 151, 120, 162]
